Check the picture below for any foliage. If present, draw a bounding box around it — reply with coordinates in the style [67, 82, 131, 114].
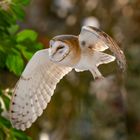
[0, 0, 43, 139]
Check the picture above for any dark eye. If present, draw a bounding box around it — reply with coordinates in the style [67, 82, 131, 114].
[57, 45, 64, 50]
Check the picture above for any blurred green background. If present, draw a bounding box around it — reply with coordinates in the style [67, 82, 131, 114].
[0, 0, 140, 140]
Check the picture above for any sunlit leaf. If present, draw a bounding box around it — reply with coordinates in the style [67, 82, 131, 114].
[8, 25, 19, 35]
[6, 53, 24, 76]
[34, 42, 43, 50]
[22, 50, 33, 60]
[1, 95, 10, 110]
[16, 30, 38, 42]
[16, 44, 34, 60]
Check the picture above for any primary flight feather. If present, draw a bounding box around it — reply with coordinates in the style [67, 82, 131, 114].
[10, 26, 126, 130]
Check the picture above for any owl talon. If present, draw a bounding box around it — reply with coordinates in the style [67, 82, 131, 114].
[95, 76, 104, 81]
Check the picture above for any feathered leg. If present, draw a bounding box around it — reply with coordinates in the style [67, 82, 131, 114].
[90, 51, 115, 80]
[90, 67, 104, 80]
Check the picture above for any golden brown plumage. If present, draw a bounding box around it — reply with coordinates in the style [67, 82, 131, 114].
[50, 35, 81, 67]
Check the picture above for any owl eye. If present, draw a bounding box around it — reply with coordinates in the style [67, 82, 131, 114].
[57, 45, 65, 51]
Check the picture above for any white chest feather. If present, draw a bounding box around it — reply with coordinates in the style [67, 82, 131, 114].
[74, 50, 94, 71]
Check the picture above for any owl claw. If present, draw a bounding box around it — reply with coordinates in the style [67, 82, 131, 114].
[95, 76, 104, 81]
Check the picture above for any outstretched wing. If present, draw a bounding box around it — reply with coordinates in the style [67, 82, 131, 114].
[79, 26, 126, 72]
[10, 49, 72, 131]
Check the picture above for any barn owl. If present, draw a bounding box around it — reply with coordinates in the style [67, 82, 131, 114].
[10, 26, 126, 131]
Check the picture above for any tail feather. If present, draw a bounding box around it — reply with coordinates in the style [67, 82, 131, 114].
[94, 51, 116, 67]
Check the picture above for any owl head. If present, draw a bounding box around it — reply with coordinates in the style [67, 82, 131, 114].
[49, 35, 81, 67]
[49, 39, 70, 63]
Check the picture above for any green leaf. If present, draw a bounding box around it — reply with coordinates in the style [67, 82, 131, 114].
[22, 50, 33, 60]
[11, 5, 25, 20]
[0, 116, 11, 128]
[34, 42, 43, 50]
[0, 45, 5, 53]
[0, 51, 6, 68]
[21, 0, 30, 5]
[13, 0, 30, 5]
[15, 44, 26, 53]
[16, 44, 33, 60]
[16, 30, 38, 42]
[8, 25, 19, 35]
[12, 129, 32, 140]
[6, 53, 24, 76]
[1, 95, 10, 110]
[0, 128, 6, 140]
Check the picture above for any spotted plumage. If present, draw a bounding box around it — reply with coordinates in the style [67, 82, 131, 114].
[10, 26, 126, 131]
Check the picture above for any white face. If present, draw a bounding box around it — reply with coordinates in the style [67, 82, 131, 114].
[49, 40, 70, 62]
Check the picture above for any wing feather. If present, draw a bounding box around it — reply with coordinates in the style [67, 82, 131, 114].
[10, 49, 72, 131]
[79, 26, 126, 72]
